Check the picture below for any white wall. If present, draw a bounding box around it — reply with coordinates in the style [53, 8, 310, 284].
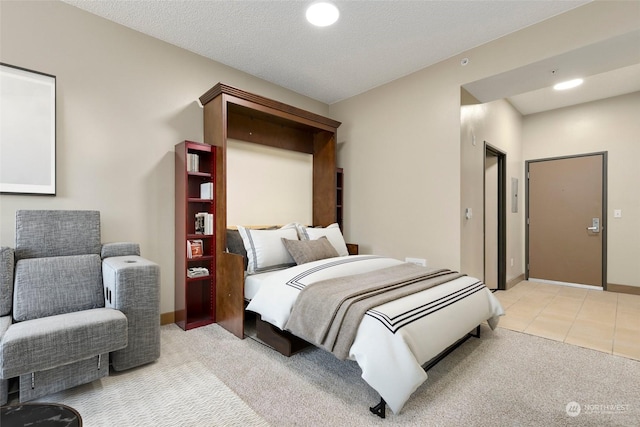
[0, 1, 329, 316]
[330, 1, 639, 272]
[331, 67, 463, 267]
[522, 92, 640, 288]
[226, 139, 313, 227]
[460, 99, 524, 284]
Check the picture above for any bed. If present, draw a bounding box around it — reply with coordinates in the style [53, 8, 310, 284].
[229, 223, 505, 417]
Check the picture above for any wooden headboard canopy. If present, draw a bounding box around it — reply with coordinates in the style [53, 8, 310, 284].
[199, 83, 341, 338]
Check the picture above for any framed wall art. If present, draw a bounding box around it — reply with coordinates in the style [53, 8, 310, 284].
[1, 63, 56, 195]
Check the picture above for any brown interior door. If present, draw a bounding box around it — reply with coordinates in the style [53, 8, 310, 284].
[527, 154, 605, 287]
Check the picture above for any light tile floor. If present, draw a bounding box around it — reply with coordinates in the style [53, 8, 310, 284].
[494, 280, 640, 361]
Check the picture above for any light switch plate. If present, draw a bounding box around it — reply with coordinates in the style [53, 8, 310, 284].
[614, 209, 622, 218]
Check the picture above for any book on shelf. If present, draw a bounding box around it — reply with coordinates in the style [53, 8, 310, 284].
[200, 182, 213, 200]
[187, 267, 210, 278]
[195, 212, 205, 234]
[187, 239, 203, 258]
[187, 153, 200, 172]
[195, 212, 214, 235]
[205, 212, 213, 235]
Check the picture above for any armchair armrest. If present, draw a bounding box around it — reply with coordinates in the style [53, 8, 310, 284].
[102, 255, 160, 370]
[101, 242, 140, 259]
[0, 247, 15, 317]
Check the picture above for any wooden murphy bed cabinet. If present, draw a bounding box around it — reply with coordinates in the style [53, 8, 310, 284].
[175, 140, 216, 330]
[199, 83, 341, 339]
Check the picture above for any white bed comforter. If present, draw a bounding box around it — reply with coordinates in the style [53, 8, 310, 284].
[246, 255, 504, 414]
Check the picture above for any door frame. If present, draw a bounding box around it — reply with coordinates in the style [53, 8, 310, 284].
[525, 151, 608, 289]
[484, 142, 507, 290]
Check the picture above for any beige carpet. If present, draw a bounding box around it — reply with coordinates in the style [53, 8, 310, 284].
[25, 322, 640, 426]
[162, 322, 640, 426]
[33, 341, 269, 426]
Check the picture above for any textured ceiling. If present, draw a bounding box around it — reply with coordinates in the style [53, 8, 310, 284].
[61, 0, 590, 105]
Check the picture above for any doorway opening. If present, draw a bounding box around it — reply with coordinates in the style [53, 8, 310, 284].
[484, 142, 506, 290]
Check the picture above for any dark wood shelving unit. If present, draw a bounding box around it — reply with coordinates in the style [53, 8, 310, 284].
[175, 140, 217, 330]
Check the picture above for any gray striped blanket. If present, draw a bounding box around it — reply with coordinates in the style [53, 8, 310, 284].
[284, 263, 464, 359]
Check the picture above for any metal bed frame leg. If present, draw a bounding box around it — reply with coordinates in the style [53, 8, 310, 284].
[370, 397, 386, 418]
[471, 324, 481, 338]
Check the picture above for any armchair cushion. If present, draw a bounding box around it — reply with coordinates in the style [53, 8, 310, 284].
[13, 254, 104, 322]
[15, 210, 101, 260]
[0, 308, 127, 379]
[0, 247, 14, 317]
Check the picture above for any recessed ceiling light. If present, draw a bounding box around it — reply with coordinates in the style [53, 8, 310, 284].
[553, 78, 584, 91]
[306, 2, 340, 27]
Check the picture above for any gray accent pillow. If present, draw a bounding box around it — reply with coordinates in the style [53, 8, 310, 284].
[226, 229, 248, 270]
[281, 236, 339, 265]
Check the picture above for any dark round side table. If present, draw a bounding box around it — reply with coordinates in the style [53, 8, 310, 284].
[1, 403, 82, 427]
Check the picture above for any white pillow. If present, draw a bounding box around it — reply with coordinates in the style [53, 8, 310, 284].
[297, 223, 349, 257]
[238, 224, 299, 274]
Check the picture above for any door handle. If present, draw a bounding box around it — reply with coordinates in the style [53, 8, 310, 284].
[587, 218, 600, 233]
[586, 227, 598, 231]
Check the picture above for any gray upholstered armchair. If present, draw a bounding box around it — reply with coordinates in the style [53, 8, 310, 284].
[0, 210, 160, 404]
